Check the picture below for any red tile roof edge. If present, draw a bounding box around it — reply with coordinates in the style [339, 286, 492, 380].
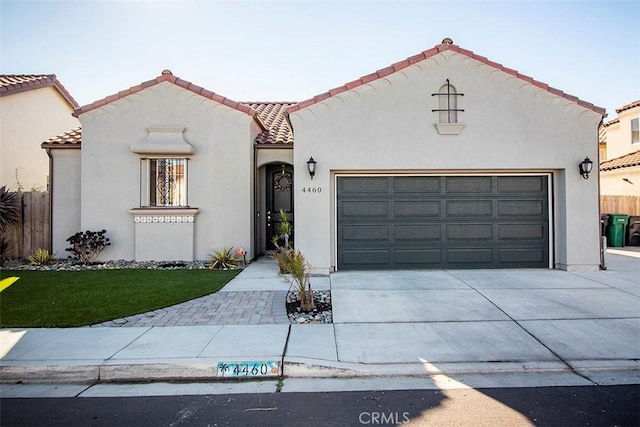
[0, 74, 79, 108]
[41, 126, 83, 149]
[615, 100, 640, 114]
[600, 149, 640, 171]
[73, 70, 266, 130]
[286, 41, 605, 116]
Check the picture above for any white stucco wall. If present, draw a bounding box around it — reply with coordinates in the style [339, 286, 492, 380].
[78, 82, 256, 261]
[601, 168, 640, 196]
[604, 107, 640, 160]
[0, 87, 79, 191]
[48, 148, 81, 257]
[289, 51, 603, 272]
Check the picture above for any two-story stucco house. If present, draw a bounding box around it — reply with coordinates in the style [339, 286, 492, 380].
[1, 75, 80, 191]
[44, 39, 605, 272]
[600, 100, 640, 198]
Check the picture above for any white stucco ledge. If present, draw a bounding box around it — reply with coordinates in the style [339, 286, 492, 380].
[130, 127, 195, 154]
[129, 207, 200, 221]
[435, 123, 465, 135]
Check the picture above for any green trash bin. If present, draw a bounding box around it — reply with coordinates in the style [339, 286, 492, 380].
[606, 214, 630, 247]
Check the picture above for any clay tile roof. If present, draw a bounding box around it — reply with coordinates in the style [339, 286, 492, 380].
[41, 127, 83, 149]
[244, 102, 296, 145]
[615, 100, 640, 114]
[600, 149, 640, 171]
[286, 39, 605, 116]
[73, 70, 265, 130]
[0, 74, 79, 108]
[40, 102, 298, 149]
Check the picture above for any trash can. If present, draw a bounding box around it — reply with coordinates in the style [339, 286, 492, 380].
[606, 214, 629, 247]
[627, 216, 640, 246]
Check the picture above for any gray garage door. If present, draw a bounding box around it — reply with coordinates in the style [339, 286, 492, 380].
[337, 175, 549, 270]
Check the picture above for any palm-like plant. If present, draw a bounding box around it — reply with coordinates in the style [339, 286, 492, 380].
[0, 186, 21, 262]
[288, 250, 315, 311]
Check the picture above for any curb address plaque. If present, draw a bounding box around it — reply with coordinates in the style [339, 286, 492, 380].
[217, 361, 280, 378]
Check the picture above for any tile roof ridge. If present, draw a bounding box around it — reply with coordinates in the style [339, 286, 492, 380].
[615, 100, 640, 114]
[0, 74, 79, 108]
[73, 70, 265, 130]
[600, 149, 640, 171]
[286, 38, 605, 116]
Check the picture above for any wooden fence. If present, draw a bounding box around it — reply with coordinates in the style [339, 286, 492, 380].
[600, 195, 640, 216]
[2, 191, 50, 259]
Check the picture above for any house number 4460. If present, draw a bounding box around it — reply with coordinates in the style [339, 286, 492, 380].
[301, 187, 322, 193]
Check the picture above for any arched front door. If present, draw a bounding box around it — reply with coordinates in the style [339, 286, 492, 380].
[266, 164, 294, 250]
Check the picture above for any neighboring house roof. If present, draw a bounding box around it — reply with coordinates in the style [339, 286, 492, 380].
[247, 102, 296, 145]
[286, 39, 605, 116]
[0, 74, 79, 108]
[615, 100, 640, 114]
[42, 101, 296, 148]
[72, 70, 266, 130]
[600, 150, 640, 171]
[41, 127, 82, 149]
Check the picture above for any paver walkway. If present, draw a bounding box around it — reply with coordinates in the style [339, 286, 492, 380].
[91, 290, 289, 327]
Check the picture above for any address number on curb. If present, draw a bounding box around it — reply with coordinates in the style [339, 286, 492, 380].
[217, 361, 280, 378]
[301, 187, 322, 193]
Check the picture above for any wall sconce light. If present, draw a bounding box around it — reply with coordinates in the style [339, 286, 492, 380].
[307, 157, 317, 180]
[579, 157, 593, 179]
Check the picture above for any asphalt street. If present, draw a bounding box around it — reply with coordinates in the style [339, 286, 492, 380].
[1, 385, 638, 427]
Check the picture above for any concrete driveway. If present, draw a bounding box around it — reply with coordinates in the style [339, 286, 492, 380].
[328, 252, 640, 377]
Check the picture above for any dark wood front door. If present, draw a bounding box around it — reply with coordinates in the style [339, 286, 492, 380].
[266, 164, 294, 250]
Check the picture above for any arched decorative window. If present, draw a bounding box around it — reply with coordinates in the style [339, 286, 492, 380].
[431, 79, 465, 135]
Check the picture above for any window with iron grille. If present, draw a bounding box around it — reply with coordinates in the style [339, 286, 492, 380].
[432, 79, 464, 123]
[632, 118, 639, 144]
[140, 158, 188, 207]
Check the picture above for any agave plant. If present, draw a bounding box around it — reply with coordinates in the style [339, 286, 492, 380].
[208, 247, 241, 270]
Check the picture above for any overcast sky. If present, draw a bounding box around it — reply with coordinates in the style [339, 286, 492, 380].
[1, 0, 638, 119]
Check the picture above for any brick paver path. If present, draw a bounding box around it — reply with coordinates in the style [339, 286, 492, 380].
[91, 290, 289, 327]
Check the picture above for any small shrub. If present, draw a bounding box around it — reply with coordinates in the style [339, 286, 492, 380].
[28, 248, 57, 265]
[288, 250, 315, 311]
[66, 230, 111, 264]
[209, 247, 241, 270]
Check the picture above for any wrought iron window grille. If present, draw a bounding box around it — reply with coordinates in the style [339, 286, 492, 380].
[431, 79, 464, 123]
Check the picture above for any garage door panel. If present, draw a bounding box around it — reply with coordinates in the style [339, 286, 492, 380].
[395, 249, 442, 265]
[498, 248, 547, 264]
[447, 248, 494, 264]
[342, 225, 389, 241]
[497, 176, 545, 193]
[446, 200, 493, 217]
[447, 224, 494, 240]
[394, 176, 441, 193]
[341, 201, 389, 217]
[498, 200, 545, 216]
[339, 177, 389, 193]
[394, 201, 441, 217]
[342, 250, 389, 267]
[394, 224, 441, 241]
[337, 176, 549, 270]
[446, 176, 493, 193]
[498, 224, 546, 240]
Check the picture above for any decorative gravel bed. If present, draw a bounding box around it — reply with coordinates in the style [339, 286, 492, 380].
[286, 289, 333, 324]
[1, 259, 214, 271]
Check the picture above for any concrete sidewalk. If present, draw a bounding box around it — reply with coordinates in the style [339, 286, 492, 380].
[1, 251, 639, 386]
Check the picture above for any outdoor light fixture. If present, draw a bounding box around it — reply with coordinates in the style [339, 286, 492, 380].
[579, 157, 593, 180]
[307, 157, 317, 180]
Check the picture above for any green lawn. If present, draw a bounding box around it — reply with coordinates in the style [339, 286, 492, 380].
[0, 269, 240, 328]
